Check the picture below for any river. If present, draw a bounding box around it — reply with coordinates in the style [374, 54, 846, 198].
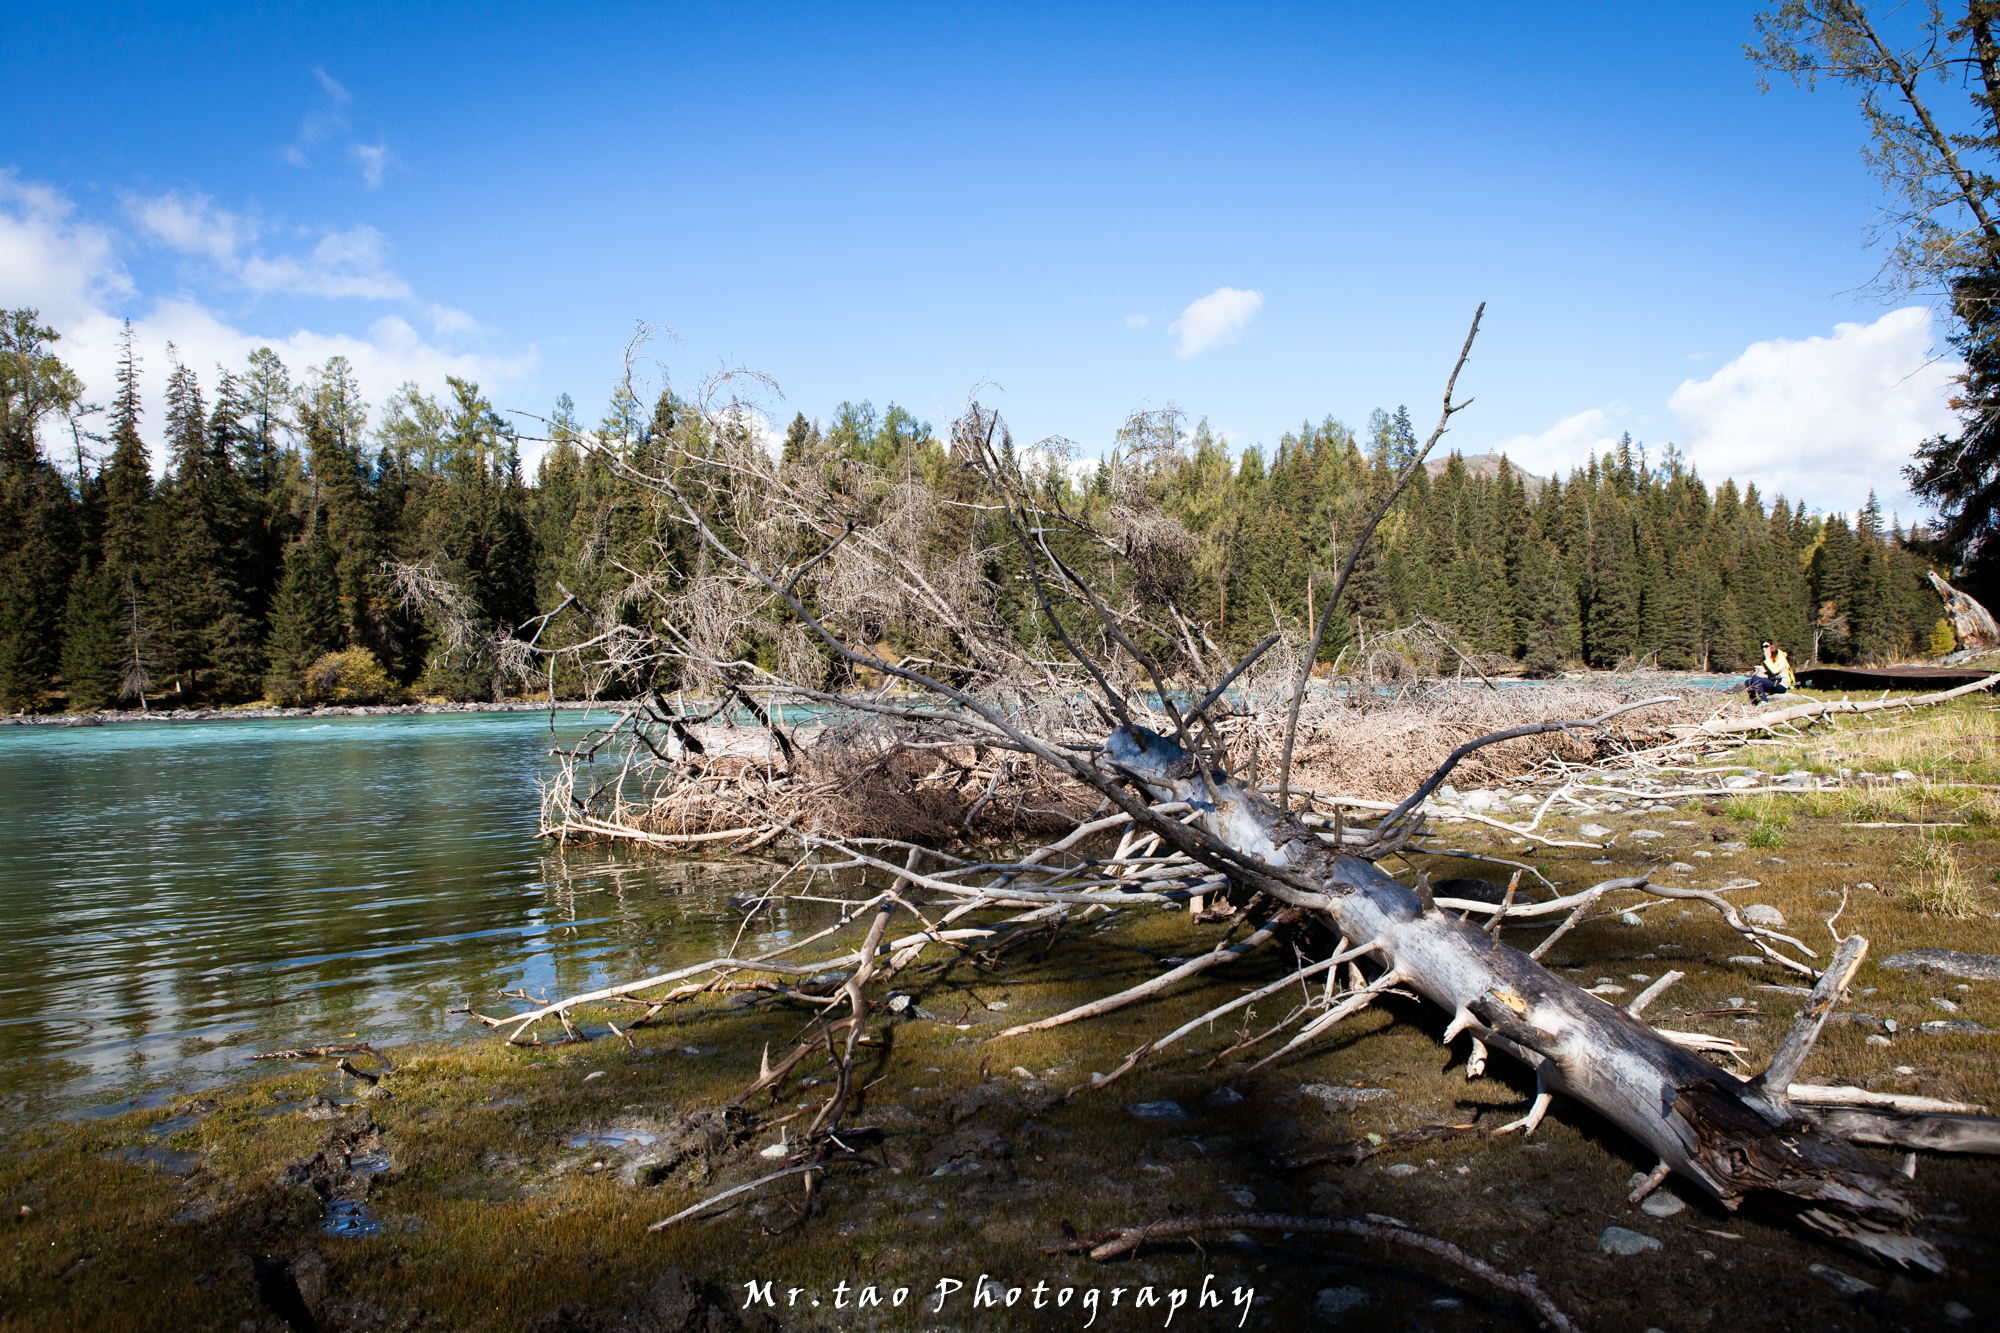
[0, 711, 789, 1126]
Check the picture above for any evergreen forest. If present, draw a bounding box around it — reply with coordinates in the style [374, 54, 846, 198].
[0, 311, 1958, 713]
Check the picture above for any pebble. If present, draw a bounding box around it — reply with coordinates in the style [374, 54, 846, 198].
[1598, 1226, 1663, 1256]
[1206, 1086, 1244, 1108]
[1580, 823, 1612, 838]
[583, 1071, 605, 1082]
[1630, 829, 1664, 840]
[1228, 1187, 1256, 1207]
[1640, 1192, 1686, 1218]
[1866, 1035, 1893, 1047]
[1668, 862, 1695, 872]
[1127, 1101, 1191, 1122]
[1920, 1019, 1994, 1035]
[1385, 1162, 1418, 1178]
[1742, 904, 1786, 927]
[1723, 775, 1759, 789]
[985, 1000, 1008, 1011]
[1945, 1300, 1974, 1322]
[1892, 769, 1916, 781]
[1619, 912, 1644, 926]
[1931, 997, 1960, 1013]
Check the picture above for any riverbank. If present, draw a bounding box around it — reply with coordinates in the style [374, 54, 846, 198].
[6, 700, 1998, 1331]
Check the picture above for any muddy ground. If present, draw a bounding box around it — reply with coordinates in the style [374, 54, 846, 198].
[4, 698, 1997, 1332]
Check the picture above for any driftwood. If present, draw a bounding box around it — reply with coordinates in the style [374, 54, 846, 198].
[1676, 671, 2000, 736]
[1102, 723, 1940, 1272]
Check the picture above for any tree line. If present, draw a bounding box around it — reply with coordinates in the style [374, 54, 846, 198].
[0, 310, 1956, 714]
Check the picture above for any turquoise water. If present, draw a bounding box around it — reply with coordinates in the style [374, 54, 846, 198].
[0, 712, 791, 1124]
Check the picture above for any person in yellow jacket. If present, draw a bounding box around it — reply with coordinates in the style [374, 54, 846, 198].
[1747, 639, 1794, 705]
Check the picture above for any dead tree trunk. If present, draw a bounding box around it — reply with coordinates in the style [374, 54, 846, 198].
[1928, 570, 2000, 651]
[1101, 723, 1942, 1273]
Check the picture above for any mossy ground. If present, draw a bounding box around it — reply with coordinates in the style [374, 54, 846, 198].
[5, 695, 1999, 1332]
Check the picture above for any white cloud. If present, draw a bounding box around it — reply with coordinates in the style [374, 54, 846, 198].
[1493, 407, 1623, 479]
[349, 141, 392, 189]
[1668, 307, 1957, 513]
[0, 171, 132, 333]
[1170, 286, 1263, 358]
[313, 67, 351, 103]
[0, 175, 536, 465]
[124, 190, 412, 301]
[426, 303, 482, 335]
[239, 225, 412, 299]
[128, 190, 255, 262]
[1124, 313, 1149, 329]
[287, 68, 354, 168]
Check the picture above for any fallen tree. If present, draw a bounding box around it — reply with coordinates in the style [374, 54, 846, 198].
[456, 317, 1971, 1289]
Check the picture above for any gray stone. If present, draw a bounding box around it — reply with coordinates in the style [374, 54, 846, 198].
[1931, 996, 1960, 1012]
[1881, 949, 2000, 981]
[1742, 904, 1786, 927]
[1639, 1192, 1685, 1218]
[1619, 912, 1644, 927]
[1723, 775, 1759, 789]
[1315, 1286, 1373, 1319]
[1892, 769, 1917, 781]
[1598, 1226, 1663, 1256]
[1920, 1019, 1994, 1035]
[1630, 829, 1665, 840]
[1205, 1086, 1244, 1109]
[1866, 1034, 1893, 1047]
[1302, 1084, 1396, 1110]
[1462, 790, 1500, 813]
[1579, 823, 1612, 838]
[1808, 1263, 1877, 1297]
[1668, 862, 1696, 872]
[1127, 1100, 1191, 1122]
[1384, 1162, 1418, 1178]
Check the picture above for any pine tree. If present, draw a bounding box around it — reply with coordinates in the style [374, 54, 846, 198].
[100, 323, 153, 582]
[59, 557, 120, 711]
[0, 309, 83, 709]
[194, 375, 263, 698]
[264, 539, 343, 702]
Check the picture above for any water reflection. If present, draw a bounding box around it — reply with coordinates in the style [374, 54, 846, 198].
[0, 712, 803, 1125]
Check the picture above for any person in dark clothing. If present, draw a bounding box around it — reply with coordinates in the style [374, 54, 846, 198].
[1746, 639, 1793, 705]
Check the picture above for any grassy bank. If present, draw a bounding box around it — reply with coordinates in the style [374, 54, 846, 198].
[5, 695, 1998, 1332]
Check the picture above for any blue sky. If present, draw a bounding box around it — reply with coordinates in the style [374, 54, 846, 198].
[0, 2, 1964, 517]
